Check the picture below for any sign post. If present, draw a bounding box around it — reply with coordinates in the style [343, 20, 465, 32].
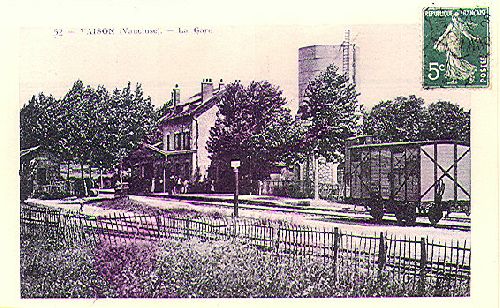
[231, 160, 241, 217]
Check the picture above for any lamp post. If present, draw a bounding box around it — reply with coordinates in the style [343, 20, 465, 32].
[231, 160, 241, 217]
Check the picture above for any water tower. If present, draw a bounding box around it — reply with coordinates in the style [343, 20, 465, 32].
[298, 30, 357, 108]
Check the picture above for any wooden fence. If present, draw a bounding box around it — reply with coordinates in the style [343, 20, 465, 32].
[21, 203, 470, 284]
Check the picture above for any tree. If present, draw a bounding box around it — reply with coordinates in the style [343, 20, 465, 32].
[145, 99, 173, 145]
[207, 81, 295, 193]
[297, 64, 359, 162]
[363, 95, 427, 142]
[105, 83, 157, 170]
[422, 101, 470, 142]
[60, 80, 107, 177]
[21, 80, 157, 180]
[20, 93, 60, 151]
[363, 96, 470, 143]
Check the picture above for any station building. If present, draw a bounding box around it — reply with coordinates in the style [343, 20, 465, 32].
[127, 79, 224, 193]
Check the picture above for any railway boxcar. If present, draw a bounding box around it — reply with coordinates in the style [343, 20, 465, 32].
[341, 136, 470, 225]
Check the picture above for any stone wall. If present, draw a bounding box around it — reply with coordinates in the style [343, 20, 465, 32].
[194, 104, 218, 179]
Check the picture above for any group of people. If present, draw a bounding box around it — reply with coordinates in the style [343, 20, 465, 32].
[146, 174, 217, 195]
[167, 175, 189, 195]
[148, 175, 190, 195]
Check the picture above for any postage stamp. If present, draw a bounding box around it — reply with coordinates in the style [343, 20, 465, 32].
[423, 7, 489, 88]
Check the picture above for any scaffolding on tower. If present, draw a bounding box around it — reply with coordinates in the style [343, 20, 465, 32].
[341, 30, 350, 76]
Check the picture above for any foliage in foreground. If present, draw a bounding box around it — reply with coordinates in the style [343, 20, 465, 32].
[20, 231, 108, 298]
[20, 229, 470, 298]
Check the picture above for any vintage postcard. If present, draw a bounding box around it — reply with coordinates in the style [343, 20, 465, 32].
[1, 1, 498, 308]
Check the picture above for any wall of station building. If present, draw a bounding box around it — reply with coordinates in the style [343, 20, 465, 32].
[162, 120, 193, 152]
[193, 104, 218, 180]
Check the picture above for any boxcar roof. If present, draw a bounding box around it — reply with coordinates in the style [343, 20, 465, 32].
[348, 140, 469, 150]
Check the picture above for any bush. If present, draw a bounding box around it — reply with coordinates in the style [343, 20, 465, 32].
[187, 181, 210, 194]
[273, 183, 312, 199]
[94, 240, 158, 297]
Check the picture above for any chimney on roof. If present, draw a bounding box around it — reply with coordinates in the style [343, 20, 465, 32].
[172, 84, 180, 107]
[218, 79, 225, 90]
[201, 78, 213, 103]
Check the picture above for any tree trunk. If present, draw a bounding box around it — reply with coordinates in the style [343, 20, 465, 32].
[67, 161, 70, 179]
[314, 153, 319, 200]
[120, 158, 123, 184]
[81, 161, 84, 179]
[100, 168, 104, 189]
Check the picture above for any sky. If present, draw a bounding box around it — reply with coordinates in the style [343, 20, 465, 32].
[19, 24, 472, 114]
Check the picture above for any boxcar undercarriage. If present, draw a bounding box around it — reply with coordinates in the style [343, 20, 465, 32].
[341, 138, 471, 226]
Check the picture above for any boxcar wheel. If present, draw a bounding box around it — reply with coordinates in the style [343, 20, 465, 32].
[428, 204, 443, 226]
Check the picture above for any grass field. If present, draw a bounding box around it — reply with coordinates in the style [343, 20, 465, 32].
[20, 226, 469, 298]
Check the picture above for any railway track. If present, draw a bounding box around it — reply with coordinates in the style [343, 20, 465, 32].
[165, 197, 471, 232]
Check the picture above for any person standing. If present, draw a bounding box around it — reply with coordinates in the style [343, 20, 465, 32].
[182, 179, 189, 194]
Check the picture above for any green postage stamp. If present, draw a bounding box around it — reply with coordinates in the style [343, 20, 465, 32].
[423, 7, 489, 88]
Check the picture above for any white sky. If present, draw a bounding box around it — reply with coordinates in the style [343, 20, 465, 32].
[19, 24, 471, 114]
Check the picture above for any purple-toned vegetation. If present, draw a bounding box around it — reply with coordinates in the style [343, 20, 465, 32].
[21, 228, 469, 298]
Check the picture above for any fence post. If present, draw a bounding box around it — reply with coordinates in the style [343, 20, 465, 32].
[274, 226, 281, 256]
[378, 232, 386, 278]
[233, 217, 238, 238]
[79, 215, 86, 243]
[154, 215, 162, 238]
[185, 219, 191, 240]
[419, 237, 427, 295]
[333, 227, 339, 281]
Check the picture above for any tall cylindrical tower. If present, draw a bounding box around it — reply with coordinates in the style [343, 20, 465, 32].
[298, 40, 357, 108]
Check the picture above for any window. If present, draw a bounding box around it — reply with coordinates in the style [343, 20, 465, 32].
[174, 133, 181, 150]
[183, 131, 191, 150]
[166, 135, 170, 151]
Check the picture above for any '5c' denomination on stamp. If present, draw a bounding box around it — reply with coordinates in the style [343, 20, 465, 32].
[423, 7, 489, 88]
